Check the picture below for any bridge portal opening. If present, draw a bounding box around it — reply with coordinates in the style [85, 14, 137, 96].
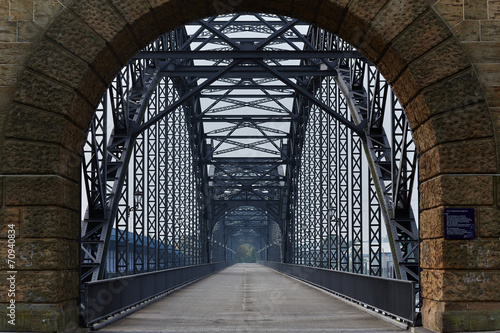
[80, 13, 419, 327]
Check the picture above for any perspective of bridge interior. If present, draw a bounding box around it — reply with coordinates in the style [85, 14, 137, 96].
[79, 13, 420, 330]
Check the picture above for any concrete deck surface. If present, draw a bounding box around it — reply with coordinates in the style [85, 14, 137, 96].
[97, 263, 429, 333]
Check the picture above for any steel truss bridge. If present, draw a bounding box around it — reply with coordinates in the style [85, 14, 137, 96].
[81, 14, 419, 326]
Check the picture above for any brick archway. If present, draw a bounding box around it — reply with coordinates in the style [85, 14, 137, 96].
[1, 1, 499, 332]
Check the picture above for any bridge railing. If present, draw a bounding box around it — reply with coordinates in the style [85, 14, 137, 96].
[259, 261, 416, 326]
[83, 262, 232, 327]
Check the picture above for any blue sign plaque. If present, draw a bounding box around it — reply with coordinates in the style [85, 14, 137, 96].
[444, 208, 475, 240]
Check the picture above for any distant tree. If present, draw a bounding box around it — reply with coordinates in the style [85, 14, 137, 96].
[236, 244, 257, 263]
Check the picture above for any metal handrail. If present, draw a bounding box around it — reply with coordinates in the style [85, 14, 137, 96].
[260, 261, 416, 325]
[83, 262, 232, 327]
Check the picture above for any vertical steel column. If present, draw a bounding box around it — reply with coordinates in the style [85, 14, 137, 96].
[146, 83, 158, 272]
[133, 132, 145, 274]
[369, 174, 382, 276]
[157, 80, 168, 270]
[115, 172, 129, 277]
[327, 84, 339, 271]
[351, 130, 363, 274]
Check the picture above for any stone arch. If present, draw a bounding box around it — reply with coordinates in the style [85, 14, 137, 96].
[1, 1, 498, 332]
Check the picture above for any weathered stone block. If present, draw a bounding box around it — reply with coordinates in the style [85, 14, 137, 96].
[13, 71, 87, 126]
[5, 103, 87, 152]
[0, 301, 83, 333]
[412, 102, 493, 153]
[379, 10, 452, 83]
[440, 307, 470, 332]
[5, 104, 66, 144]
[483, 85, 500, 108]
[17, 20, 45, 43]
[0, 0, 8, 18]
[61, 118, 86, 153]
[151, 1, 185, 35]
[339, 0, 388, 48]
[92, 46, 124, 86]
[108, 0, 150, 24]
[33, 0, 66, 28]
[490, 0, 500, 19]
[316, 0, 350, 35]
[480, 21, 500, 42]
[21, 207, 79, 240]
[9, 0, 33, 21]
[225, 0, 267, 17]
[422, 299, 500, 332]
[492, 107, 500, 149]
[0, 270, 79, 303]
[0, 238, 78, 270]
[453, 20, 480, 41]
[404, 95, 430, 130]
[469, 310, 500, 331]
[146, 0, 169, 8]
[365, 0, 428, 56]
[45, 9, 106, 64]
[478, 206, 500, 237]
[130, 12, 162, 49]
[464, 0, 488, 19]
[0, 177, 3, 207]
[391, 69, 419, 106]
[0, 42, 34, 65]
[462, 41, 500, 63]
[1, 140, 81, 182]
[407, 37, 470, 89]
[78, 69, 106, 107]
[434, 0, 464, 27]
[70, 0, 127, 43]
[0, 207, 20, 238]
[420, 207, 445, 239]
[28, 38, 89, 91]
[475, 63, 500, 86]
[422, 298, 447, 333]
[0, 86, 14, 108]
[422, 269, 500, 302]
[0, 21, 17, 42]
[418, 139, 496, 180]
[420, 175, 494, 210]
[421, 239, 500, 270]
[108, 27, 139, 65]
[5, 176, 79, 209]
[0, 64, 22, 85]
[421, 269, 445, 300]
[107, 0, 160, 49]
[421, 69, 485, 114]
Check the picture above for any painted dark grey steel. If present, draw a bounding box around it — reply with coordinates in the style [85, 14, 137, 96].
[134, 50, 366, 59]
[84, 262, 232, 326]
[261, 261, 416, 325]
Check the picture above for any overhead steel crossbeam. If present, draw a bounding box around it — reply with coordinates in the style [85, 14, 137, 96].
[134, 50, 365, 59]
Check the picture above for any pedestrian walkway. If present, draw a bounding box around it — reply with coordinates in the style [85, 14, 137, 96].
[97, 264, 424, 333]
